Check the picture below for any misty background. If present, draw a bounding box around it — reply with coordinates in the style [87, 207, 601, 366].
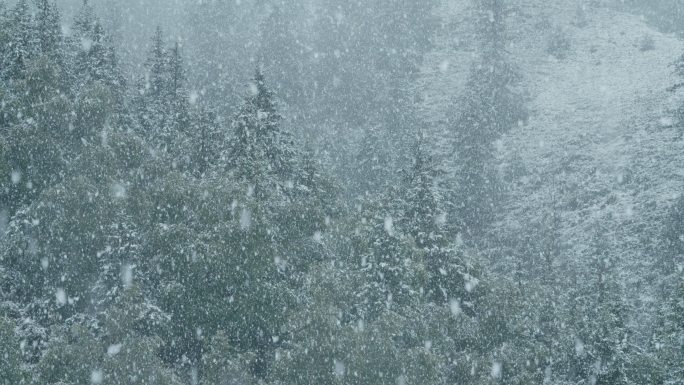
[1, 0, 684, 384]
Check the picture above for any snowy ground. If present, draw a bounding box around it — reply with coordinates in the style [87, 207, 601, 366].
[419, 1, 684, 305]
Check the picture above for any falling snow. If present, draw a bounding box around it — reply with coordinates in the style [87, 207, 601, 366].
[0, 0, 683, 384]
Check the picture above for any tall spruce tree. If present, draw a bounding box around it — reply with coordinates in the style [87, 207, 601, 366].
[189, 104, 222, 176]
[72, 0, 125, 97]
[4, 0, 33, 81]
[450, 0, 526, 236]
[134, 27, 194, 159]
[35, 0, 61, 59]
[135, 27, 170, 143]
[657, 278, 684, 384]
[567, 231, 636, 385]
[227, 69, 295, 199]
[401, 136, 474, 306]
[0, 316, 25, 385]
[166, 42, 190, 137]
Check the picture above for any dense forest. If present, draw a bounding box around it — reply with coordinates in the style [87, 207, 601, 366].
[0, 0, 683, 384]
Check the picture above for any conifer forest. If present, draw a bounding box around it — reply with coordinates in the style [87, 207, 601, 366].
[1, 0, 684, 384]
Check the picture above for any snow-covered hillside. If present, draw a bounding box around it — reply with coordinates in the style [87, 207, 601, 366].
[420, 1, 684, 300]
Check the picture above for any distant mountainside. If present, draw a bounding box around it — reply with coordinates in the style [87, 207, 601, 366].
[419, 0, 684, 318]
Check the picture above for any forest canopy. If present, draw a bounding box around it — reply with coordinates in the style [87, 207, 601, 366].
[0, 0, 683, 384]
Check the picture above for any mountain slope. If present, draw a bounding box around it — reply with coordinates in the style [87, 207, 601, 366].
[419, 0, 684, 307]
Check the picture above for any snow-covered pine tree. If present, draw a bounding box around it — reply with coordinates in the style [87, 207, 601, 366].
[400, 136, 475, 306]
[662, 195, 684, 275]
[189, 104, 222, 177]
[3, 0, 33, 81]
[226, 69, 295, 200]
[0, 42, 72, 215]
[71, 26, 126, 140]
[35, 0, 61, 59]
[0, 316, 25, 385]
[146, 26, 168, 103]
[72, 0, 95, 35]
[166, 41, 190, 138]
[201, 331, 257, 385]
[401, 136, 443, 249]
[71, 0, 126, 99]
[134, 29, 193, 159]
[450, 0, 527, 235]
[351, 190, 421, 319]
[354, 124, 394, 195]
[657, 278, 684, 384]
[0, 1, 11, 122]
[567, 230, 641, 385]
[135, 26, 170, 143]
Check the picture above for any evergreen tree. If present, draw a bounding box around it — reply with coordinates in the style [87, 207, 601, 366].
[146, 26, 168, 102]
[71, 0, 125, 99]
[569, 232, 635, 385]
[400, 137, 474, 306]
[166, 42, 190, 138]
[70, 14, 126, 140]
[308, 0, 437, 195]
[0, 2, 11, 125]
[35, 0, 61, 58]
[36, 323, 104, 385]
[657, 278, 684, 384]
[450, 0, 526, 235]
[134, 28, 191, 156]
[402, 136, 444, 248]
[354, 193, 421, 317]
[226, 69, 295, 199]
[4, 0, 33, 80]
[270, 262, 445, 385]
[354, 124, 394, 195]
[135, 26, 170, 142]
[0, 53, 71, 216]
[201, 331, 257, 385]
[662, 195, 684, 274]
[73, 0, 96, 36]
[0, 316, 25, 385]
[189, 105, 222, 177]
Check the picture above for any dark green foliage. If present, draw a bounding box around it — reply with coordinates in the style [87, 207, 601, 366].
[201, 331, 257, 385]
[36, 287, 179, 385]
[270, 263, 446, 385]
[2, 0, 33, 81]
[36, 323, 104, 385]
[656, 278, 684, 385]
[0, 316, 25, 385]
[35, 0, 61, 58]
[448, 0, 527, 236]
[353, 195, 423, 316]
[227, 69, 293, 190]
[662, 195, 684, 274]
[0, 2, 674, 385]
[134, 27, 191, 155]
[70, 0, 126, 122]
[187, 105, 222, 176]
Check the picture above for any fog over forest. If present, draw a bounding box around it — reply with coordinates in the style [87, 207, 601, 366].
[1, 0, 684, 384]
